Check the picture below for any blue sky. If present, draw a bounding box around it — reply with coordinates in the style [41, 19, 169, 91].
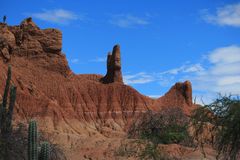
[2, 0, 240, 104]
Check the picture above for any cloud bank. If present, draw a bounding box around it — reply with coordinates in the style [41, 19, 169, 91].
[109, 14, 149, 28]
[31, 9, 80, 25]
[202, 3, 240, 27]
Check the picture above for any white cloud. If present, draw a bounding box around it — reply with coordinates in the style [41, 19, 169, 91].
[123, 63, 204, 85]
[208, 45, 240, 64]
[109, 14, 149, 28]
[210, 63, 240, 75]
[70, 58, 79, 64]
[183, 64, 204, 73]
[89, 57, 106, 63]
[123, 72, 155, 84]
[31, 9, 80, 24]
[160, 66, 185, 75]
[147, 95, 162, 99]
[189, 45, 240, 96]
[217, 76, 240, 86]
[160, 63, 204, 75]
[202, 3, 240, 27]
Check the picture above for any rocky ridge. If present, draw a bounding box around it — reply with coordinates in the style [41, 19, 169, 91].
[0, 18, 194, 136]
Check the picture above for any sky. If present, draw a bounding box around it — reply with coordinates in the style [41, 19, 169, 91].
[1, 0, 240, 104]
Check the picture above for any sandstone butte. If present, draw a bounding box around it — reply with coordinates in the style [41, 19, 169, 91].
[0, 18, 213, 159]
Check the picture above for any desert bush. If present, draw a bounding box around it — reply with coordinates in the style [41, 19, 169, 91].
[114, 140, 172, 160]
[49, 144, 67, 160]
[139, 142, 171, 160]
[191, 95, 240, 160]
[114, 140, 140, 157]
[128, 107, 193, 146]
[38, 133, 67, 160]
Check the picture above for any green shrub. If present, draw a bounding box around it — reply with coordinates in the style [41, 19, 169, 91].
[128, 107, 193, 146]
[191, 95, 240, 160]
[115, 140, 171, 160]
[139, 142, 171, 160]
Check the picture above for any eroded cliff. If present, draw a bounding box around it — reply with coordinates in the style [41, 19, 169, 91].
[0, 18, 195, 138]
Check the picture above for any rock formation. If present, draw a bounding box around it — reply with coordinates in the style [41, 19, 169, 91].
[154, 81, 194, 114]
[101, 45, 123, 84]
[0, 17, 62, 57]
[0, 18, 199, 160]
[0, 17, 70, 76]
[0, 17, 195, 139]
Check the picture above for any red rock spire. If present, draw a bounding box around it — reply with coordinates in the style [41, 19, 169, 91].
[101, 44, 123, 84]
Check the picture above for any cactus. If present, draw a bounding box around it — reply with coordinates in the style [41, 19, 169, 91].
[3, 15, 6, 23]
[2, 65, 11, 111]
[28, 120, 38, 160]
[0, 65, 17, 159]
[28, 120, 50, 160]
[39, 142, 50, 160]
[4, 85, 17, 134]
[0, 65, 17, 135]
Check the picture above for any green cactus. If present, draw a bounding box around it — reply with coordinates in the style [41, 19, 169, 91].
[0, 65, 17, 135]
[39, 142, 50, 160]
[4, 85, 17, 134]
[0, 65, 17, 159]
[2, 65, 11, 111]
[28, 120, 50, 160]
[28, 120, 38, 160]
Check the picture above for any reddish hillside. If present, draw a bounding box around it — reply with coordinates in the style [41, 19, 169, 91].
[0, 18, 195, 136]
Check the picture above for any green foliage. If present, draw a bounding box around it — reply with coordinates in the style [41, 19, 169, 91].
[191, 95, 240, 160]
[28, 120, 50, 160]
[128, 107, 193, 146]
[140, 123, 189, 145]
